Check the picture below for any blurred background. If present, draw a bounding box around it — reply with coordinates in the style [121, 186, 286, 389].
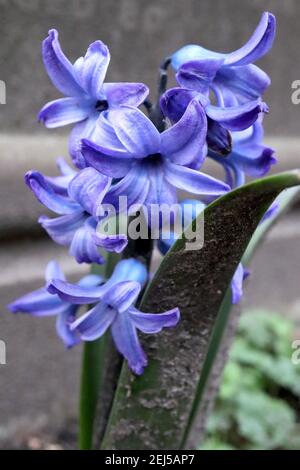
[0, 0, 299, 449]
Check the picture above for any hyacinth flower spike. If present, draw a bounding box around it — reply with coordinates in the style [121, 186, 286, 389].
[39, 29, 149, 167]
[171, 12, 276, 106]
[25, 164, 128, 264]
[48, 259, 180, 375]
[81, 99, 230, 225]
[8, 260, 102, 348]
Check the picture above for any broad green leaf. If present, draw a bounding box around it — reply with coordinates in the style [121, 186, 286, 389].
[100, 170, 300, 450]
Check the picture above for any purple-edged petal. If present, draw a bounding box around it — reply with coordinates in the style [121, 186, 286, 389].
[171, 44, 224, 71]
[104, 165, 150, 212]
[102, 281, 141, 313]
[161, 99, 207, 166]
[38, 97, 92, 128]
[93, 232, 128, 254]
[111, 313, 147, 375]
[206, 99, 267, 131]
[78, 273, 103, 288]
[25, 171, 81, 215]
[73, 40, 110, 100]
[103, 82, 149, 107]
[8, 287, 64, 316]
[42, 29, 84, 97]
[230, 144, 277, 177]
[129, 307, 180, 333]
[47, 278, 104, 304]
[71, 303, 115, 341]
[68, 167, 111, 216]
[160, 87, 199, 123]
[39, 211, 86, 246]
[82, 138, 133, 178]
[224, 12, 276, 66]
[69, 217, 104, 264]
[56, 307, 80, 348]
[176, 58, 224, 94]
[69, 113, 99, 169]
[106, 106, 160, 157]
[215, 65, 271, 105]
[164, 161, 229, 196]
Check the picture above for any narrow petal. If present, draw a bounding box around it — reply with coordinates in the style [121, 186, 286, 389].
[206, 99, 266, 131]
[73, 41, 110, 100]
[230, 144, 277, 176]
[56, 307, 80, 348]
[56, 157, 77, 176]
[102, 281, 141, 313]
[164, 161, 229, 196]
[111, 313, 147, 375]
[69, 217, 105, 264]
[103, 82, 149, 107]
[176, 58, 224, 94]
[231, 263, 245, 304]
[129, 307, 180, 333]
[93, 232, 128, 254]
[224, 12, 276, 66]
[106, 107, 160, 157]
[81, 139, 133, 178]
[161, 99, 207, 166]
[25, 171, 81, 215]
[105, 259, 148, 289]
[47, 279, 104, 304]
[42, 29, 83, 96]
[68, 167, 111, 216]
[69, 113, 99, 169]
[171, 44, 223, 70]
[8, 287, 64, 316]
[38, 97, 92, 128]
[77, 274, 104, 288]
[39, 212, 86, 246]
[71, 303, 116, 341]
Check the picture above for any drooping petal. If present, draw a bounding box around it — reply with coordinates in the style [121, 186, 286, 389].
[45, 158, 77, 196]
[93, 232, 128, 254]
[77, 273, 104, 288]
[207, 118, 232, 155]
[214, 65, 271, 105]
[103, 82, 149, 107]
[102, 281, 141, 313]
[81, 139, 133, 178]
[224, 12, 276, 66]
[38, 97, 92, 128]
[106, 106, 161, 157]
[68, 113, 99, 169]
[176, 58, 224, 94]
[111, 313, 147, 375]
[56, 157, 77, 176]
[45, 260, 66, 282]
[69, 217, 105, 264]
[104, 165, 150, 211]
[68, 167, 111, 217]
[171, 44, 224, 71]
[105, 259, 148, 289]
[56, 307, 80, 348]
[164, 161, 230, 196]
[47, 278, 104, 304]
[39, 211, 86, 246]
[161, 99, 207, 166]
[229, 143, 277, 177]
[128, 307, 180, 333]
[25, 171, 81, 215]
[160, 87, 199, 123]
[206, 99, 267, 131]
[8, 287, 65, 316]
[42, 29, 84, 97]
[71, 302, 116, 341]
[73, 40, 110, 100]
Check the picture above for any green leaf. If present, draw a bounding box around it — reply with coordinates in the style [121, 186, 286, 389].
[100, 170, 300, 450]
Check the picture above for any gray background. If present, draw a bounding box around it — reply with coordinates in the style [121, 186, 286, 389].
[0, 0, 299, 448]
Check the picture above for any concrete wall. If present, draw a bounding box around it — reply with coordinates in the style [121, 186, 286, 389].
[0, 0, 300, 136]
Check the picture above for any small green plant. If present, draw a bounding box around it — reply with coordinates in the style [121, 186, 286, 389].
[201, 310, 300, 450]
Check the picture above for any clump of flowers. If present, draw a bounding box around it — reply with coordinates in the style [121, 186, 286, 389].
[9, 12, 277, 375]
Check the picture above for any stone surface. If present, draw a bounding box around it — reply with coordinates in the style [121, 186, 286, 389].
[0, 0, 300, 135]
